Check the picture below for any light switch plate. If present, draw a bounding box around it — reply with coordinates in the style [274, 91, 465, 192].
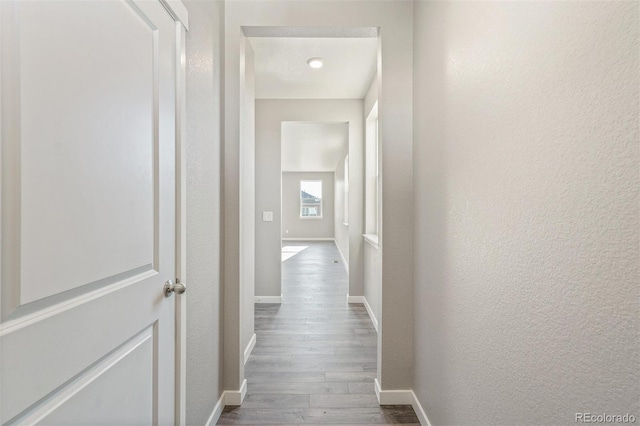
[262, 211, 273, 222]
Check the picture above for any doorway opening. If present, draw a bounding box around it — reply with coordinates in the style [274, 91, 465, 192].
[248, 33, 379, 342]
[221, 24, 418, 424]
[280, 120, 349, 277]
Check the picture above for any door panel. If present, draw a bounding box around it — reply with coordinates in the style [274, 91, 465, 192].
[12, 325, 155, 425]
[19, 0, 157, 306]
[1, 0, 180, 424]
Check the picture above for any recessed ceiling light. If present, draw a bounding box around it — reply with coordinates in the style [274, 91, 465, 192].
[307, 57, 324, 69]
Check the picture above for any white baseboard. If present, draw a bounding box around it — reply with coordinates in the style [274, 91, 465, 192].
[208, 381, 430, 425]
[282, 237, 335, 241]
[254, 295, 283, 304]
[374, 378, 380, 401]
[335, 241, 349, 274]
[411, 390, 433, 426]
[347, 295, 365, 304]
[224, 379, 248, 406]
[374, 379, 413, 405]
[204, 392, 225, 426]
[204, 379, 250, 425]
[244, 333, 256, 365]
[362, 297, 379, 332]
[346, 295, 378, 333]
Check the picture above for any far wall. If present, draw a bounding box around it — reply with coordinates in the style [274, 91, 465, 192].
[282, 172, 335, 239]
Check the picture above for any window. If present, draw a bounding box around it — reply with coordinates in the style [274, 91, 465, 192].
[365, 102, 379, 236]
[344, 155, 349, 224]
[300, 180, 323, 218]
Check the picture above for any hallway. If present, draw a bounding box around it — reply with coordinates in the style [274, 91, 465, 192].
[218, 242, 419, 424]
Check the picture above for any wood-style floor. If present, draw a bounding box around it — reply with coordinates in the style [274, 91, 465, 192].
[218, 241, 419, 425]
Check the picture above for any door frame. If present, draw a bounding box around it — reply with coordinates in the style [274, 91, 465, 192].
[158, 1, 189, 425]
[226, 0, 414, 402]
[0, 0, 190, 422]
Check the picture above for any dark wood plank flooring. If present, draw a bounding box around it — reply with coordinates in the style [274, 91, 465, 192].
[218, 241, 419, 425]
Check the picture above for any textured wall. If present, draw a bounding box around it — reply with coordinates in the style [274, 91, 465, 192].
[282, 172, 335, 239]
[184, 0, 224, 424]
[412, 1, 639, 424]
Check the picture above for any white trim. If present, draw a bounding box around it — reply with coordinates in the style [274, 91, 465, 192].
[282, 237, 334, 241]
[204, 392, 226, 426]
[159, 0, 189, 30]
[244, 333, 256, 365]
[0, 270, 157, 337]
[254, 295, 283, 304]
[224, 379, 248, 406]
[205, 379, 260, 426]
[375, 385, 435, 426]
[335, 241, 349, 274]
[10, 328, 153, 425]
[374, 379, 413, 405]
[174, 21, 187, 426]
[362, 297, 378, 332]
[347, 295, 365, 304]
[243, 26, 378, 38]
[411, 391, 433, 426]
[346, 295, 378, 332]
[363, 233, 380, 249]
[282, 169, 343, 173]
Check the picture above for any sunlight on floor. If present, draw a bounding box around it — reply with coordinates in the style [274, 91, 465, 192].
[281, 245, 309, 262]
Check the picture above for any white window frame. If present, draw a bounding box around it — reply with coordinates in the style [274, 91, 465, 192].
[344, 154, 349, 225]
[365, 102, 379, 236]
[300, 180, 323, 219]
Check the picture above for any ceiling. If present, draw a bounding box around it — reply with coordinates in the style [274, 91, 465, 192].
[281, 122, 348, 172]
[249, 37, 378, 99]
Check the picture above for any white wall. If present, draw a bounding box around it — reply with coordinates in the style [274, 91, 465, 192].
[364, 71, 378, 121]
[282, 172, 335, 239]
[363, 242, 380, 329]
[184, 0, 224, 423]
[364, 107, 378, 236]
[221, 25, 256, 392]
[254, 99, 363, 300]
[334, 148, 349, 269]
[412, 2, 639, 424]
[240, 37, 256, 371]
[227, 0, 413, 393]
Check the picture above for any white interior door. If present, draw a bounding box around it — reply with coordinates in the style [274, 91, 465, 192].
[0, 1, 184, 424]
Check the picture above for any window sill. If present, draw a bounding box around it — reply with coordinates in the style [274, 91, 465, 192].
[300, 216, 323, 220]
[363, 234, 379, 249]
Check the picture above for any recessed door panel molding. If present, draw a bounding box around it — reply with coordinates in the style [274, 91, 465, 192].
[0, 0, 184, 424]
[6, 324, 156, 425]
[12, 0, 160, 309]
[0, 280, 168, 421]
